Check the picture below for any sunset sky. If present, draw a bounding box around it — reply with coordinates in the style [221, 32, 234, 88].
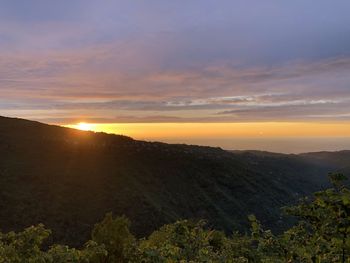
[1, 1, 350, 152]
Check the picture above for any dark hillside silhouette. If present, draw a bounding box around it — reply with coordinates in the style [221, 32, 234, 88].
[0, 116, 349, 246]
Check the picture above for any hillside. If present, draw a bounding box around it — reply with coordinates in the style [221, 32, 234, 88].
[0, 116, 348, 246]
[299, 150, 350, 172]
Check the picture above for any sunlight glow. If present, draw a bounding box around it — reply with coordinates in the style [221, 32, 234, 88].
[63, 122, 350, 153]
[65, 122, 350, 138]
[76, 122, 94, 131]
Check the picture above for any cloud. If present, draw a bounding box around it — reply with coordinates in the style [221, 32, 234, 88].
[1, 0, 350, 133]
[1, 9, 350, 125]
[1, 43, 350, 123]
[216, 100, 350, 121]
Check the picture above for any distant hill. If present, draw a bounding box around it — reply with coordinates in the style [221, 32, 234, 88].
[299, 150, 350, 171]
[0, 116, 348, 246]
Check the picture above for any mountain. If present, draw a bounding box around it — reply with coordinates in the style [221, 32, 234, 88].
[299, 150, 350, 173]
[0, 116, 348, 246]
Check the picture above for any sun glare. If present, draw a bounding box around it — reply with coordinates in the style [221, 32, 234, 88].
[76, 122, 93, 131]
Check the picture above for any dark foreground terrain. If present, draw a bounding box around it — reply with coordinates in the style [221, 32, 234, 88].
[0, 116, 349, 246]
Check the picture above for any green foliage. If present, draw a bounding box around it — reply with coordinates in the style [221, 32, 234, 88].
[0, 225, 105, 263]
[91, 213, 135, 263]
[0, 224, 49, 263]
[137, 220, 225, 262]
[1, 173, 350, 262]
[283, 173, 350, 262]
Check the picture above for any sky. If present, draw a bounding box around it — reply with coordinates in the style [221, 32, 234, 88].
[1, 0, 350, 152]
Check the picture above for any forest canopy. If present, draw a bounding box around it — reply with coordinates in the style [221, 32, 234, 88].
[1, 173, 350, 262]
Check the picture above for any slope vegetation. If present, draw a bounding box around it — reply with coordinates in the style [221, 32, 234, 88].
[0, 116, 346, 246]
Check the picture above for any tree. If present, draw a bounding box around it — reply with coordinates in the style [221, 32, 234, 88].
[91, 213, 135, 263]
[0, 224, 49, 263]
[285, 173, 350, 262]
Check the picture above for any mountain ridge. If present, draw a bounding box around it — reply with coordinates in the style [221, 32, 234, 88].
[0, 116, 349, 246]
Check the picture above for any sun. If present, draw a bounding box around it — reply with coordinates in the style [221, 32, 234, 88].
[76, 122, 93, 131]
